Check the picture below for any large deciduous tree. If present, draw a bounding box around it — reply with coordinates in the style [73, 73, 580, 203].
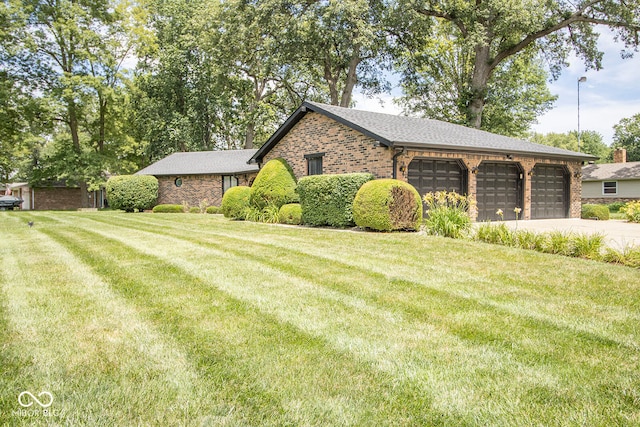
[402, 0, 640, 130]
[613, 114, 640, 162]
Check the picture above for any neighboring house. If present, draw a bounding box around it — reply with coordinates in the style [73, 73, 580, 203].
[582, 148, 640, 204]
[136, 149, 259, 207]
[8, 182, 106, 210]
[250, 101, 595, 221]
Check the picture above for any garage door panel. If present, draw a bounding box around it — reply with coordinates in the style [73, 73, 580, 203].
[476, 162, 522, 221]
[408, 159, 465, 197]
[531, 164, 568, 219]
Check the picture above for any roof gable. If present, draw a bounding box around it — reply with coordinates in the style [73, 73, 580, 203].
[136, 149, 259, 176]
[582, 161, 640, 181]
[251, 102, 596, 163]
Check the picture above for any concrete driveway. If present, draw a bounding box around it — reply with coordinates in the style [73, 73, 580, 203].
[496, 219, 640, 250]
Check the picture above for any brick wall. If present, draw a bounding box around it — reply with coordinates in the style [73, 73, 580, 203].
[157, 173, 256, 207]
[34, 187, 83, 210]
[582, 197, 638, 205]
[262, 112, 583, 220]
[263, 112, 394, 178]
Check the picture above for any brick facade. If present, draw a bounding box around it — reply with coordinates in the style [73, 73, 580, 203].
[157, 173, 256, 207]
[33, 187, 83, 210]
[262, 112, 584, 220]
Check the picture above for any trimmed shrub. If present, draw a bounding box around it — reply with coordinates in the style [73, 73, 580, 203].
[221, 186, 251, 219]
[297, 173, 375, 227]
[353, 179, 423, 231]
[152, 204, 184, 213]
[621, 201, 640, 223]
[206, 206, 221, 214]
[249, 158, 298, 210]
[106, 175, 158, 212]
[581, 204, 609, 220]
[607, 202, 626, 213]
[279, 203, 302, 225]
[189, 207, 201, 213]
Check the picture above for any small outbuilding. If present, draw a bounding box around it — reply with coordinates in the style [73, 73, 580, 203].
[7, 182, 106, 210]
[136, 149, 259, 207]
[250, 102, 595, 221]
[582, 148, 640, 205]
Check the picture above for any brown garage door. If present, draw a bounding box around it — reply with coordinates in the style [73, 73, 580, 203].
[407, 159, 466, 198]
[531, 164, 568, 219]
[476, 162, 523, 221]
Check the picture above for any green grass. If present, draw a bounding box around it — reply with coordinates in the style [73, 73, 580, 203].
[1, 211, 639, 426]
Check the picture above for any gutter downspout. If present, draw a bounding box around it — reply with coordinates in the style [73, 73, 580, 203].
[392, 147, 406, 179]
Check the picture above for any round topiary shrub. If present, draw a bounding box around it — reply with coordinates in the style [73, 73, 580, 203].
[279, 203, 302, 225]
[152, 204, 184, 213]
[206, 206, 221, 214]
[353, 179, 423, 231]
[249, 158, 298, 210]
[581, 204, 610, 220]
[221, 186, 251, 219]
[106, 175, 158, 212]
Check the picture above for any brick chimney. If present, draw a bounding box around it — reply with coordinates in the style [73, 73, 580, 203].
[613, 147, 627, 163]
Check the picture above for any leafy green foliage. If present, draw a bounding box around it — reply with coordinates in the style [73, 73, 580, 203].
[581, 204, 610, 221]
[278, 203, 302, 225]
[353, 179, 422, 231]
[106, 175, 158, 212]
[529, 131, 611, 160]
[613, 113, 640, 162]
[249, 158, 298, 210]
[221, 186, 251, 220]
[423, 191, 475, 238]
[621, 201, 640, 223]
[206, 206, 221, 214]
[297, 173, 375, 227]
[189, 207, 201, 213]
[152, 204, 184, 213]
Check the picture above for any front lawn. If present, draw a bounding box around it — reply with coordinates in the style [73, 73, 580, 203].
[1, 211, 639, 426]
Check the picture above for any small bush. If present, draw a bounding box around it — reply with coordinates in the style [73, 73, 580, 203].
[602, 246, 640, 268]
[353, 179, 423, 231]
[206, 206, 221, 214]
[581, 204, 609, 220]
[221, 186, 251, 220]
[621, 201, 640, 223]
[475, 223, 516, 246]
[106, 175, 158, 212]
[297, 173, 375, 227]
[515, 230, 546, 251]
[279, 203, 302, 225]
[423, 191, 475, 238]
[249, 158, 298, 210]
[189, 207, 201, 213]
[542, 231, 574, 256]
[152, 204, 184, 213]
[607, 202, 626, 213]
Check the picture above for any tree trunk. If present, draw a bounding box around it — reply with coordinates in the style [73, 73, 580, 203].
[244, 121, 255, 149]
[467, 44, 492, 129]
[339, 52, 361, 108]
[68, 103, 90, 208]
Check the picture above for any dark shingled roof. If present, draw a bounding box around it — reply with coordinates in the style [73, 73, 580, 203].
[582, 161, 640, 181]
[136, 149, 259, 176]
[251, 101, 596, 163]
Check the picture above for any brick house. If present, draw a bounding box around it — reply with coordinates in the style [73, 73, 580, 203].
[136, 149, 259, 207]
[8, 182, 106, 210]
[250, 102, 596, 221]
[582, 148, 640, 204]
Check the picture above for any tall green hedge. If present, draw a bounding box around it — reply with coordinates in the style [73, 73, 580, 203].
[106, 175, 158, 212]
[353, 179, 423, 231]
[221, 186, 251, 219]
[249, 158, 298, 210]
[297, 173, 375, 227]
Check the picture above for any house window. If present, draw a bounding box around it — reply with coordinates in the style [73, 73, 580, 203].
[174, 177, 183, 187]
[223, 175, 238, 193]
[603, 181, 617, 195]
[305, 153, 324, 176]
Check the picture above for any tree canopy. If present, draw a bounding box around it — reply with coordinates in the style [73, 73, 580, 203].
[613, 114, 640, 162]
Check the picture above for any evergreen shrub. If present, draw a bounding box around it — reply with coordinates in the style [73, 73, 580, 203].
[249, 158, 298, 210]
[152, 204, 184, 213]
[106, 175, 158, 212]
[278, 203, 302, 225]
[221, 186, 251, 219]
[581, 204, 609, 220]
[352, 179, 423, 231]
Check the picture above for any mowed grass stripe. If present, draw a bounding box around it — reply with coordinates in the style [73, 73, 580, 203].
[35, 215, 453, 426]
[42, 213, 640, 425]
[0, 215, 209, 426]
[90, 213, 640, 350]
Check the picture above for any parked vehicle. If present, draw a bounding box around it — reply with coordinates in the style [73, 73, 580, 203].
[0, 195, 23, 210]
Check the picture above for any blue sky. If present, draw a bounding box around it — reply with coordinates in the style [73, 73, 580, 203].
[354, 30, 640, 146]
